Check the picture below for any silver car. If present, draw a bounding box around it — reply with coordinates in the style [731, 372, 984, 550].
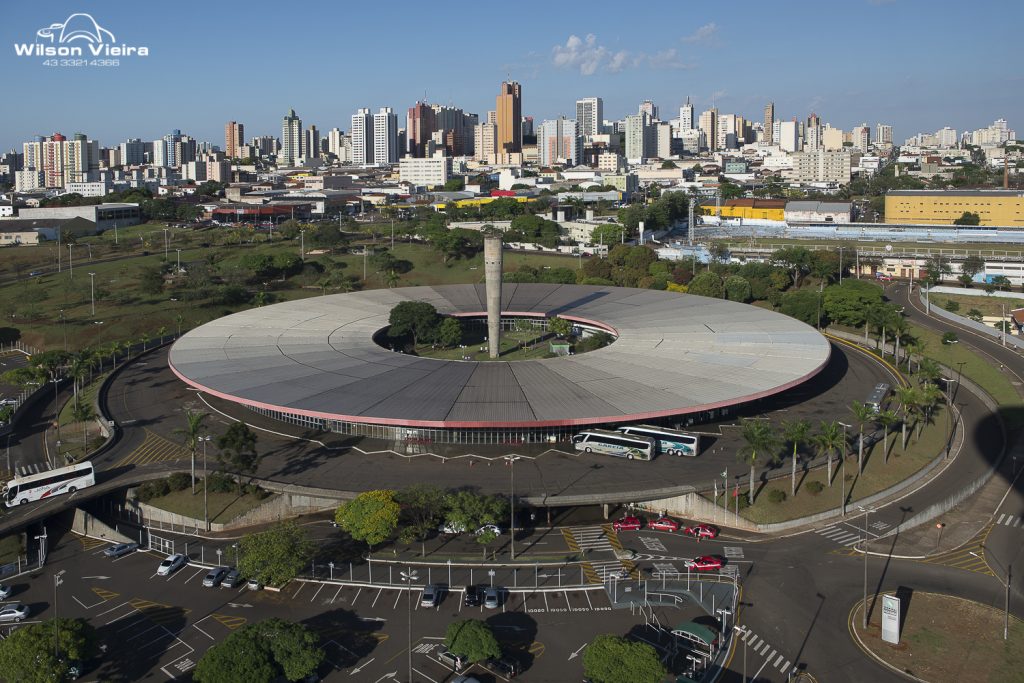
[0, 584, 11, 600]
[203, 566, 229, 587]
[103, 542, 139, 558]
[0, 603, 28, 622]
[157, 554, 186, 576]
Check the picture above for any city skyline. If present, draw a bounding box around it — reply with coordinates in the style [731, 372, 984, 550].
[3, 0, 1022, 150]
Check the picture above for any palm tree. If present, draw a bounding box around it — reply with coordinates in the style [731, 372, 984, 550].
[385, 270, 400, 289]
[876, 410, 899, 464]
[890, 316, 909, 366]
[175, 313, 185, 337]
[917, 358, 941, 385]
[894, 386, 920, 450]
[813, 420, 845, 487]
[781, 419, 811, 497]
[849, 401, 876, 474]
[156, 326, 168, 344]
[737, 419, 779, 504]
[67, 352, 92, 411]
[140, 332, 150, 352]
[174, 409, 208, 494]
[919, 384, 944, 437]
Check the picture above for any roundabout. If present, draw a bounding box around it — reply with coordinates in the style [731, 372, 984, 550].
[168, 284, 831, 443]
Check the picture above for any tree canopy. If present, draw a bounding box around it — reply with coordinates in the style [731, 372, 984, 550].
[581, 634, 666, 683]
[443, 620, 501, 663]
[194, 618, 323, 683]
[443, 490, 507, 531]
[238, 521, 314, 586]
[0, 618, 98, 683]
[388, 301, 440, 346]
[688, 271, 724, 298]
[215, 421, 259, 492]
[822, 280, 884, 327]
[335, 489, 400, 549]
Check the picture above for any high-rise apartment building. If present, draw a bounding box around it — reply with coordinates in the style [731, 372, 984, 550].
[763, 102, 775, 145]
[639, 100, 658, 121]
[699, 109, 718, 151]
[679, 97, 694, 132]
[718, 114, 738, 150]
[251, 136, 278, 157]
[875, 124, 893, 148]
[778, 120, 800, 152]
[496, 81, 522, 155]
[538, 117, 580, 167]
[852, 123, 871, 151]
[27, 133, 98, 187]
[351, 108, 373, 165]
[407, 102, 436, 158]
[625, 113, 654, 161]
[280, 109, 303, 166]
[474, 123, 497, 162]
[575, 97, 603, 137]
[373, 107, 398, 164]
[119, 138, 145, 166]
[654, 122, 672, 159]
[327, 128, 345, 157]
[936, 127, 958, 147]
[303, 125, 320, 159]
[225, 121, 244, 159]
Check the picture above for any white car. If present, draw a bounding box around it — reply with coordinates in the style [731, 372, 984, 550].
[0, 604, 28, 622]
[439, 521, 466, 534]
[157, 553, 187, 576]
[475, 524, 502, 536]
[0, 584, 11, 600]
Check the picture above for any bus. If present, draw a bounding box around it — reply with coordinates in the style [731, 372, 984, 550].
[3, 461, 96, 507]
[865, 383, 891, 413]
[617, 424, 701, 457]
[572, 429, 655, 461]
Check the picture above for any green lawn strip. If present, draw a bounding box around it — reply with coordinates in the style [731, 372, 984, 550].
[905, 322, 1023, 410]
[706, 408, 950, 524]
[930, 292, 1024, 318]
[144, 487, 277, 525]
[415, 328, 559, 362]
[857, 592, 1024, 683]
[53, 372, 109, 462]
[0, 533, 24, 564]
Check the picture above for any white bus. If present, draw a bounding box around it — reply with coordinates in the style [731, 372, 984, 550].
[3, 461, 96, 507]
[572, 429, 655, 461]
[617, 424, 701, 457]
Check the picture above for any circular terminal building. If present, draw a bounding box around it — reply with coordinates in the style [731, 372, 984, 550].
[168, 284, 831, 444]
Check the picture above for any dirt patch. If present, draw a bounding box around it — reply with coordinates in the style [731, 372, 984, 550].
[855, 591, 1024, 682]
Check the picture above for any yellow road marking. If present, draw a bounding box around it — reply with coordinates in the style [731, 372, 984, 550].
[72, 533, 107, 551]
[528, 640, 545, 658]
[560, 528, 580, 553]
[91, 587, 119, 600]
[115, 429, 188, 467]
[211, 613, 247, 630]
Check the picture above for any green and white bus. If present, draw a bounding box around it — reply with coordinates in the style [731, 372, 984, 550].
[617, 424, 701, 457]
[572, 429, 655, 461]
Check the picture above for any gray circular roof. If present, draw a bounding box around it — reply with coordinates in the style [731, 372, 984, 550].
[168, 284, 831, 428]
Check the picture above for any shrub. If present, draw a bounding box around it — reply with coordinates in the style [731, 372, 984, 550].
[206, 472, 235, 493]
[136, 479, 170, 502]
[943, 299, 960, 312]
[805, 481, 825, 495]
[168, 472, 192, 491]
[766, 489, 787, 504]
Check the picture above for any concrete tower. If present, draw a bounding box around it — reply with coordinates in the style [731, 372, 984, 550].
[484, 233, 503, 359]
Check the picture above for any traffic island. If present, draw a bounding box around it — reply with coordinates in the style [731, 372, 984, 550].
[849, 591, 1024, 682]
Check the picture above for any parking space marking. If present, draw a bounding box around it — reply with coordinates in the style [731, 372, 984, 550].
[331, 585, 344, 603]
[182, 568, 204, 584]
[393, 591, 402, 609]
[412, 668, 439, 683]
[371, 588, 383, 608]
[310, 583, 324, 603]
[294, 582, 306, 599]
[351, 587, 362, 606]
[192, 622, 215, 640]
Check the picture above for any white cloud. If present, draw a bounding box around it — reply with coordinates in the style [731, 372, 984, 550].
[681, 23, 718, 44]
[551, 35, 690, 75]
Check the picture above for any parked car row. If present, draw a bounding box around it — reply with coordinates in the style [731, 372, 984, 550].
[439, 522, 504, 536]
[611, 515, 719, 539]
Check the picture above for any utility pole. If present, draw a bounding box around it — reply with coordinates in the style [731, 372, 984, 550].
[300, 229, 305, 261]
[68, 244, 73, 280]
[88, 272, 96, 316]
[200, 435, 211, 531]
[400, 569, 419, 683]
[507, 455, 520, 559]
[54, 570, 65, 661]
[838, 422, 851, 516]
[163, 228, 169, 260]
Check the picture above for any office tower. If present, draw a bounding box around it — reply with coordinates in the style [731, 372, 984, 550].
[679, 97, 694, 132]
[852, 123, 870, 151]
[625, 113, 653, 161]
[373, 107, 398, 164]
[303, 125, 320, 159]
[763, 102, 775, 145]
[433, 105, 474, 156]
[655, 122, 672, 159]
[280, 109, 303, 166]
[327, 128, 344, 157]
[718, 113, 738, 150]
[251, 136, 278, 157]
[496, 81, 522, 154]
[407, 101, 436, 158]
[639, 100, 658, 120]
[521, 116, 534, 140]
[699, 108, 718, 151]
[160, 129, 182, 168]
[576, 97, 603, 137]
[875, 124, 893, 147]
[538, 117, 580, 166]
[474, 122, 497, 162]
[351, 108, 373, 164]
[225, 121, 244, 159]
[119, 138, 144, 165]
[778, 120, 800, 152]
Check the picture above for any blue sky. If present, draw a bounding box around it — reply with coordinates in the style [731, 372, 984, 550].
[2, 0, 1021, 151]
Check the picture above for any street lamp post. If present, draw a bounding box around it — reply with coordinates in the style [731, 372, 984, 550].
[199, 435, 212, 531]
[506, 455, 520, 559]
[970, 548, 1010, 640]
[163, 228, 169, 260]
[400, 568, 419, 683]
[54, 569, 65, 661]
[838, 422, 851, 516]
[176, 248, 182, 272]
[857, 505, 875, 629]
[300, 229, 305, 261]
[88, 272, 96, 316]
[68, 244, 74, 280]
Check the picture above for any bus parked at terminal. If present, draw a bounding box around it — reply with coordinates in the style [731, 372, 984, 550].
[572, 429, 655, 461]
[865, 383, 891, 413]
[617, 424, 701, 456]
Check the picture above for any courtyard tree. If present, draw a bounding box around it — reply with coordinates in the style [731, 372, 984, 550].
[437, 317, 463, 349]
[395, 484, 447, 541]
[335, 489, 400, 550]
[547, 316, 573, 339]
[388, 301, 440, 346]
[216, 421, 259, 493]
[581, 634, 666, 683]
[443, 620, 500, 664]
[238, 521, 314, 587]
[194, 618, 323, 683]
[444, 490, 507, 533]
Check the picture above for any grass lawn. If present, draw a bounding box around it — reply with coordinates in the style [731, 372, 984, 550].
[144, 486, 277, 525]
[56, 372, 109, 462]
[415, 328, 564, 362]
[855, 592, 1024, 683]
[905, 322, 1023, 413]
[707, 406, 951, 524]
[0, 534, 24, 564]
[930, 292, 1024, 318]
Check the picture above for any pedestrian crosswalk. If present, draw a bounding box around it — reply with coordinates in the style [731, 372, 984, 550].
[733, 624, 796, 677]
[814, 525, 866, 547]
[16, 463, 49, 477]
[564, 526, 614, 552]
[995, 513, 1022, 528]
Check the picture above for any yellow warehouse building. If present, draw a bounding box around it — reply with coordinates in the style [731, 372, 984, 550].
[885, 190, 1024, 227]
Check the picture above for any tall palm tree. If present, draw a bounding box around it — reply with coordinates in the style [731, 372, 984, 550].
[890, 316, 909, 366]
[174, 409, 208, 494]
[157, 326, 168, 344]
[781, 419, 811, 497]
[737, 419, 779, 505]
[919, 384, 944, 437]
[175, 313, 185, 337]
[67, 352, 92, 411]
[875, 410, 899, 464]
[813, 420, 845, 487]
[917, 358, 941, 385]
[849, 401, 876, 474]
[894, 386, 920, 450]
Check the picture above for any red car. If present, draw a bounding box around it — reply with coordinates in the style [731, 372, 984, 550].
[683, 523, 719, 540]
[685, 555, 724, 572]
[648, 517, 680, 532]
[612, 516, 642, 531]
